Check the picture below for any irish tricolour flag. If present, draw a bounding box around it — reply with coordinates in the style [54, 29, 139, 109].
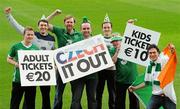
[133, 45, 177, 108]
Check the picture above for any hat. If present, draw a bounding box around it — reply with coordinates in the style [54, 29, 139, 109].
[111, 36, 122, 42]
[104, 13, 110, 22]
[40, 14, 46, 20]
[82, 16, 90, 23]
[111, 32, 121, 37]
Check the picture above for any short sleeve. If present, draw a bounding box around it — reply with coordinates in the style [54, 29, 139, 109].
[52, 26, 63, 34]
[109, 47, 116, 57]
[8, 45, 16, 58]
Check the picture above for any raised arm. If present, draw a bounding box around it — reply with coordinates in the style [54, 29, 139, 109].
[112, 48, 120, 63]
[46, 9, 62, 31]
[111, 40, 121, 63]
[4, 7, 24, 35]
[46, 9, 61, 21]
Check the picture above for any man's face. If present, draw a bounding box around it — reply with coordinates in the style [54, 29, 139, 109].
[38, 22, 48, 34]
[38, 21, 48, 35]
[112, 40, 121, 48]
[148, 48, 159, 61]
[81, 23, 91, 38]
[24, 30, 34, 43]
[64, 18, 75, 31]
[102, 23, 112, 36]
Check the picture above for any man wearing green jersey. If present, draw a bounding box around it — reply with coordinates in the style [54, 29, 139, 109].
[48, 15, 83, 46]
[7, 27, 39, 109]
[48, 10, 83, 109]
[69, 16, 98, 109]
[4, 7, 56, 109]
[111, 34, 139, 109]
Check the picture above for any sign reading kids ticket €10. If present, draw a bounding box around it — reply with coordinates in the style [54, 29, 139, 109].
[119, 23, 160, 66]
[54, 35, 114, 83]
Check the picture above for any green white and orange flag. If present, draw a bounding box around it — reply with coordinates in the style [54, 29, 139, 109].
[132, 74, 152, 108]
[132, 45, 177, 108]
[158, 45, 177, 88]
[158, 45, 177, 104]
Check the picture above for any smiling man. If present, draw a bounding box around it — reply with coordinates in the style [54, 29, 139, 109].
[129, 44, 176, 109]
[4, 7, 55, 109]
[7, 27, 39, 109]
[69, 16, 98, 109]
[96, 14, 116, 109]
[47, 10, 83, 109]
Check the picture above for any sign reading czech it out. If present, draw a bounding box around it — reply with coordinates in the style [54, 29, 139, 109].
[54, 35, 114, 83]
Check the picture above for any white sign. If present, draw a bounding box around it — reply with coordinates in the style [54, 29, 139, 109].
[119, 23, 160, 66]
[18, 50, 56, 86]
[54, 35, 114, 83]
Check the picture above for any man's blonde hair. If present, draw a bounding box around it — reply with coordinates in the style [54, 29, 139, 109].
[64, 15, 76, 23]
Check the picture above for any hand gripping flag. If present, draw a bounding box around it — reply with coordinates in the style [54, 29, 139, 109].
[132, 73, 152, 108]
[158, 44, 177, 104]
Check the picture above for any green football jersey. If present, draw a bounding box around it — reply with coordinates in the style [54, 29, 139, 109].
[8, 42, 39, 83]
[52, 26, 83, 48]
[115, 58, 138, 84]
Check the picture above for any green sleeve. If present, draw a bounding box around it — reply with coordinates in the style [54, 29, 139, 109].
[78, 33, 84, 41]
[52, 26, 63, 34]
[8, 45, 16, 57]
[34, 45, 40, 50]
[109, 47, 116, 57]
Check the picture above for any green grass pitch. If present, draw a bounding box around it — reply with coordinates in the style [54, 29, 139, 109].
[0, 0, 180, 108]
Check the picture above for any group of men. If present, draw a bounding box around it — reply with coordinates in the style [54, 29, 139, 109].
[5, 7, 176, 109]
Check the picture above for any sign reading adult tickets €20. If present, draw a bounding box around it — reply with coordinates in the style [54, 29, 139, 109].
[54, 35, 114, 83]
[18, 50, 56, 86]
[119, 23, 160, 66]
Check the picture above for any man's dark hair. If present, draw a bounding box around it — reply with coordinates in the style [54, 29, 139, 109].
[37, 19, 49, 26]
[147, 44, 160, 54]
[102, 22, 113, 28]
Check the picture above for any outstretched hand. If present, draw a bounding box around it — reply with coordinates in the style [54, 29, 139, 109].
[54, 9, 62, 16]
[128, 86, 136, 92]
[168, 43, 175, 54]
[127, 19, 137, 24]
[4, 7, 12, 14]
[46, 9, 62, 21]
